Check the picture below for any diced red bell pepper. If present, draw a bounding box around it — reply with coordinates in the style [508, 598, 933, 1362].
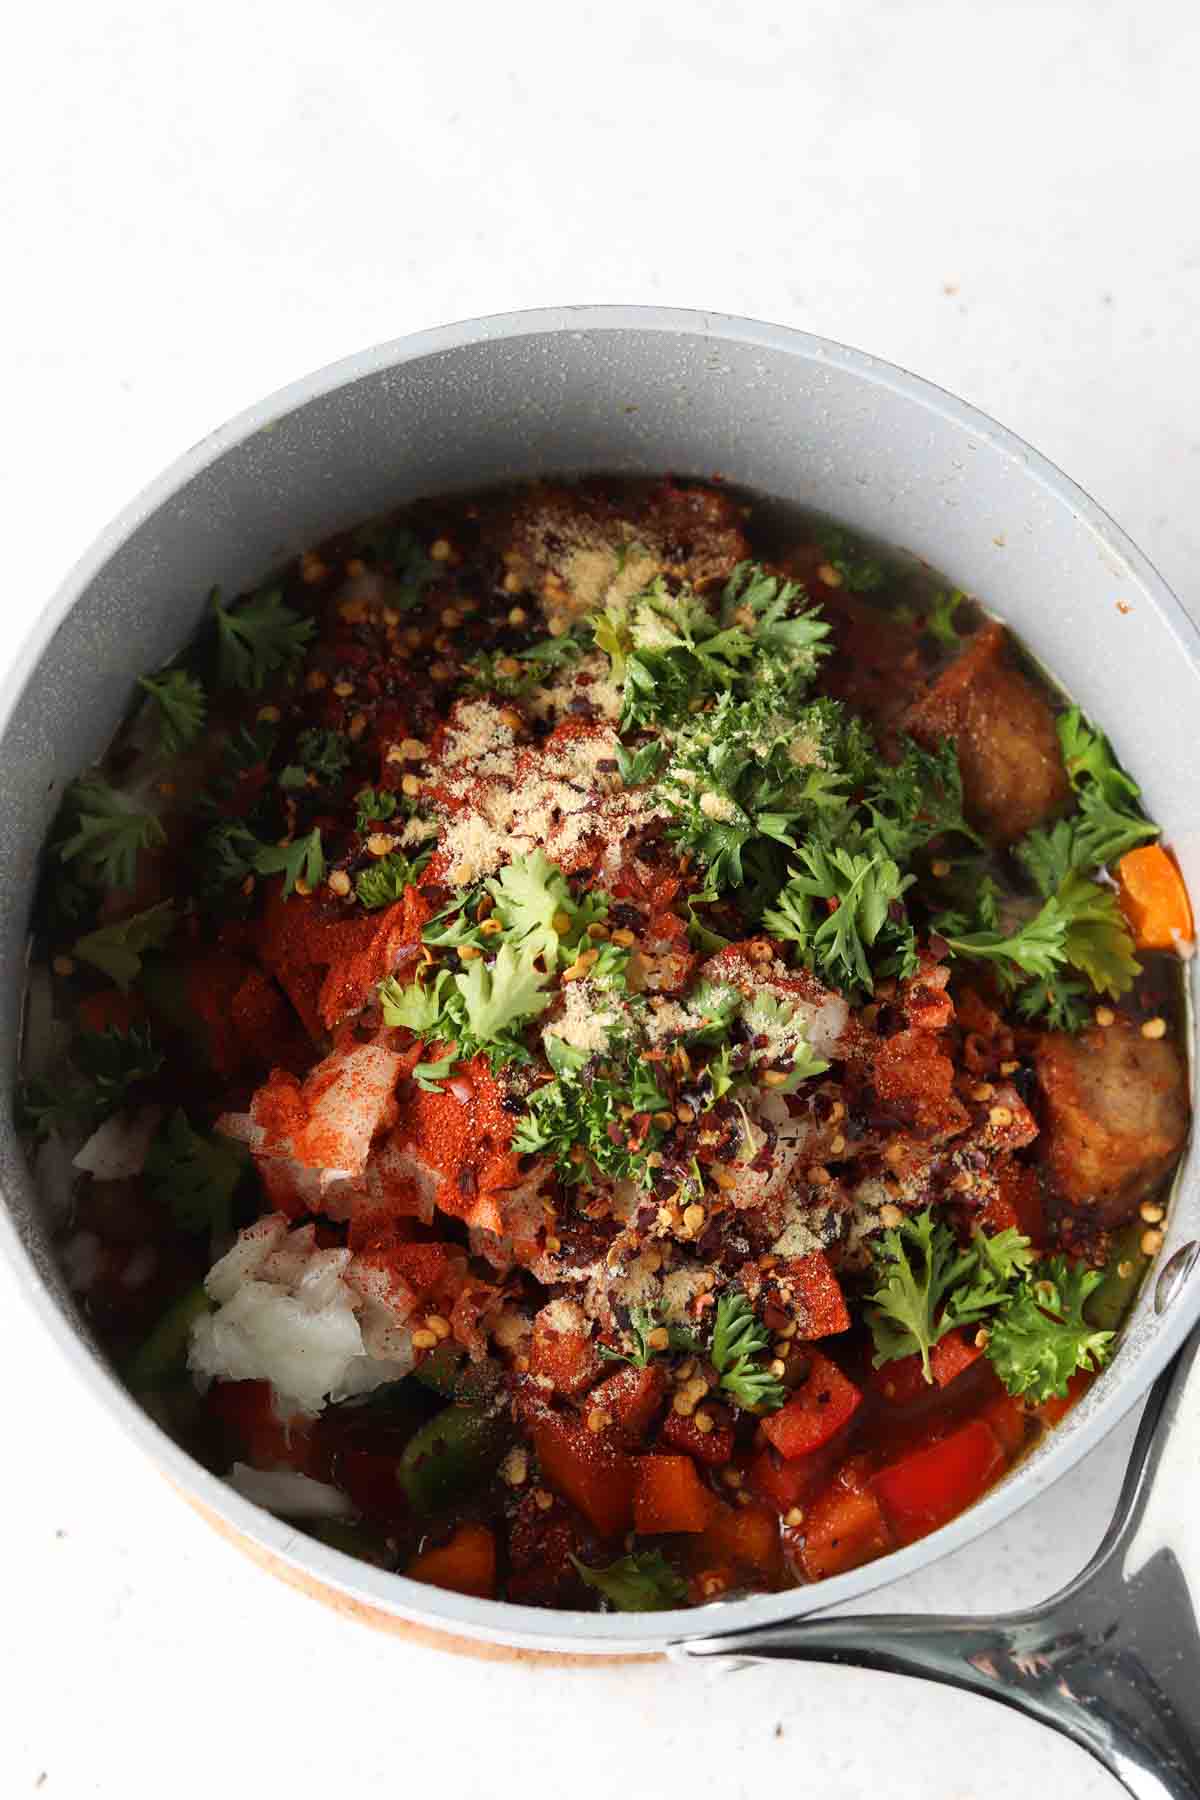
[531, 1412, 636, 1539]
[871, 1418, 1004, 1545]
[760, 1352, 862, 1459]
[929, 1327, 984, 1389]
[800, 1484, 892, 1580]
[1033, 1368, 1093, 1428]
[980, 1160, 1045, 1246]
[334, 1444, 408, 1524]
[208, 1379, 317, 1474]
[77, 988, 146, 1036]
[406, 1523, 496, 1599]
[661, 1408, 736, 1467]
[634, 1454, 712, 1535]
[700, 1497, 782, 1579]
[748, 1441, 839, 1512]
[778, 1251, 851, 1336]
[589, 1364, 667, 1443]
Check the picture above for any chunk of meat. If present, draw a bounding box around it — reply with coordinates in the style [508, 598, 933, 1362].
[235, 1041, 404, 1180]
[903, 622, 1069, 844]
[257, 883, 430, 1038]
[1035, 1021, 1188, 1220]
[813, 592, 926, 735]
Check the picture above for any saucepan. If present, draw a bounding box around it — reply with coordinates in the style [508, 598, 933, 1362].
[2, 308, 1198, 1792]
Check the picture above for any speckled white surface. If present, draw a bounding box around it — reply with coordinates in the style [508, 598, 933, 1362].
[4, 2, 1199, 1794]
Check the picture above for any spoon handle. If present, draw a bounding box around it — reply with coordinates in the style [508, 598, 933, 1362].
[675, 1329, 1200, 1800]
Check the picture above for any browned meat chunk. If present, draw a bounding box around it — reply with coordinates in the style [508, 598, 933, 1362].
[1034, 1021, 1188, 1220]
[487, 479, 749, 630]
[813, 592, 926, 736]
[903, 621, 1069, 844]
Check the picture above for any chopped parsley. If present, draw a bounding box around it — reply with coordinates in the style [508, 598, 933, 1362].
[137, 670, 207, 754]
[145, 1108, 248, 1238]
[816, 526, 887, 592]
[355, 849, 431, 910]
[73, 900, 176, 989]
[58, 779, 165, 891]
[571, 1550, 687, 1612]
[923, 589, 965, 648]
[866, 1209, 1114, 1403]
[252, 828, 326, 898]
[354, 787, 399, 833]
[18, 1022, 164, 1140]
[212, 586, 315, 690]
[279, 728, 351, 789]
[379, 941, 552, 1074]
[709, 1290, 787, 1411]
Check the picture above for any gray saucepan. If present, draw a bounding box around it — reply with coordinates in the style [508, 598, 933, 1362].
[1, 309, 1198, 1779]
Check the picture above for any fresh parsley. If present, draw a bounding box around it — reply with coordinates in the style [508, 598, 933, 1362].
[58, 779, 166, 891]
[709, 1290, 787, 1411]
[354, 787, 399, 834]
[18, 1022, 164, 1140]
[137, 670, 207, 754]
[212, 586, 315, 690]
[72, 900, 177, 989]
[599, 1305, 699, 1368]
[355, 849, 430, 910]
[253, 828, 326, 898]
[763, 835, 916, 996]
[924, 589, 965, 648]
[816, 527, 886, 592]
[986, 1258, 1114, 1403]
[379, 942, 552, 1073]
[571, 1550, 687, 1612]
[280, 728, 350, 789]
[145, 1108, 248, 1238]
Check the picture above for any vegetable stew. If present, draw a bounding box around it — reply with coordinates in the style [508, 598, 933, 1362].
[20, 477, 1191, 1613]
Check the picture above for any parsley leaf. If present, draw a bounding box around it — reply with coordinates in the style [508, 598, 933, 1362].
[253, 829, 325, 898]
[924, 589, 965, 648]
[512, 1047, 669, 1187]
[379, 970, 453, 1036]
[936, 895, 1068, 980]
[615, 739, 666, 786]
[571, 1551, 687, 1612]
[137, 670, 207, 754]
[73, 900, 176, 989]
[144, 1109, 248, 1238]
[17, 1022, 164, 1140]
[866, 1211, 979, 1380]
[355, 848, 431, 910]
[485, 849, 607, 960]
[58, 779, 166, 891]
[709, 1290, 787, 1411]
[212, 587, 315, 690]
[354, 787, 399, 833]
[287, 728, 351, 786]
[1015, 976, 1094, 1033]
[350, 522, 435, 610]
[865, 738, 980, 860]
[986, 1257, 1114, 1403]
[599, 1305, 698, 1368]
[816, 527, 886, 592]
[456, 943, 553, 1042]
[1056, 872, 1140, 999]
[763, 837, 915, 996]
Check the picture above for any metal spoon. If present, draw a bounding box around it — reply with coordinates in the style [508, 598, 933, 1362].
[672, 1327, 1200, 1799]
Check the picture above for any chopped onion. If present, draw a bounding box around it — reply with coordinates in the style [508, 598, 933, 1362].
[226, 1463, 357, 1521]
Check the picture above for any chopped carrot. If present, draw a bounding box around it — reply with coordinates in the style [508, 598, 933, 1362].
[406, 1523, 496, 1599]
[633, 1454, 711, 1534]
[1117, 845, 1193, 951]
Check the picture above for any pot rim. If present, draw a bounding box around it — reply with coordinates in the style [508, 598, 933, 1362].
[3, 303, 1197, 1652]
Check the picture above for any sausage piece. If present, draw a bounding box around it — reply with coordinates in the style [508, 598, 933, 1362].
[1034, 1021, 1188, 1221]
[903, 621, 1069, 844]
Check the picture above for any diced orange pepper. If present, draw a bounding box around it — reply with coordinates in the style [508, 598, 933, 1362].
[981, 1392, 1028, 1458]
[661, 1408, 735, 1467]
[406, 1523, 496, 1598]
[633, 1454, 711, 1534]
[778, 1250, 852, 1336]
[1117, 845, 1194, 951]
[800, 1485, 892, 1580]
[748, 1442, 837, 1511]
[531, 1413, 636, 1539]
[589, 1364, 667, 1443]
[530, 1322, 603, 1399]
[700, 1497, 782, 1578]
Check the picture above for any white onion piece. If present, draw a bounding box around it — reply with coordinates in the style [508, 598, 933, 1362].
[73, 1106, 163, 1180]
[226, 1463, 356, 1520]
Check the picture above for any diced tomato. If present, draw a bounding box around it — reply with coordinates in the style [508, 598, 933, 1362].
[760, 1352, 862, 1459]
[531, 1412, 636, 1539]
[590, 1364, 667, 1443]
[334, 1443, 408, 1524]
[871, 1418, 1005, 1545]
[661, 1408, 735, 1467]
[530, 1322, 602, 1400]
[700, 1498, 781, 1579]
[929, 1328, 984, 1389]
[407, 1523, 496, 1599]
[634, 1454, 711, 1534]
[778, 1251, 851, 1336]
[800, 1484, 892, 1580]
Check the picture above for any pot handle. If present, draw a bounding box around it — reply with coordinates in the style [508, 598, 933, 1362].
[674, 1324, 1200, 1800]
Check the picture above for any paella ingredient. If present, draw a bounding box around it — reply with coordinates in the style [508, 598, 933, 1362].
[407, 1523, 497, 1598]
[571, 1549, 688, 1611]
[1116, 844, 1194, 951]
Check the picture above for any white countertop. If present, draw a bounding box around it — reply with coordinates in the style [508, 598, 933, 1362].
[3, 3, 1197, 1795]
